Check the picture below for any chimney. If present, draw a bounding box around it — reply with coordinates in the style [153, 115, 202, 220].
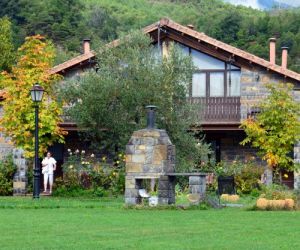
[146, 105, 157, 129]
[269, 38, 276, 64]
[281, 47, 288, 69]
[83, 38, 91, 54]
[187, 24, 194, 30]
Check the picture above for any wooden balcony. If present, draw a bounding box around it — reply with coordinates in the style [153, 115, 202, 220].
[189, 97, 241, 123]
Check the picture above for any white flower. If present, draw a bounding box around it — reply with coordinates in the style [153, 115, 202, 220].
[91, 154, 95, 158]
[81, 150, 85, 154]
[67, 148, 71, 152]
[69, 152, 72, 156]
[69, 165, 73, 169]
[75, 149, 79, 154]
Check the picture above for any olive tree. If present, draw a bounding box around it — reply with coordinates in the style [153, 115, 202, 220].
[59, 31, 210, 171]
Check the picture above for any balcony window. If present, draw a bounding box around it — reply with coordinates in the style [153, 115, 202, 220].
[227, 71, 241, 96]
[210, 72, 224, 97]
[191, 49, 225, 70]
[173, 42, 241, 98]
[192, 73, 206, 97]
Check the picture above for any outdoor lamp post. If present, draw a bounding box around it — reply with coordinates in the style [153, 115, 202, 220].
[30, 84, 44, 199]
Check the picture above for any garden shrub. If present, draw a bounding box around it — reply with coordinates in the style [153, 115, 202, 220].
[234, 163, 264, 194]
[209, 160, 264, 195]
[56, 149, 125, 197]
[294, 190, 300, 209]
[0, 154, 17, 195]
[260, 184, 295, 200]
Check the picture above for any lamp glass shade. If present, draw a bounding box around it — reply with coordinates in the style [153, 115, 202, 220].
[30, 84, 44, 102]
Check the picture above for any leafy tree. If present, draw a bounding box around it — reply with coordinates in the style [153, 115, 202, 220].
[0, 17, 15, 72]
[0, 35, 66, 158]
[60, 31, 210, 171]
[240, 83, 300, 172]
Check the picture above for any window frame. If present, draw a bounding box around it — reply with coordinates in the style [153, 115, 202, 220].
[179, 44, 241, 98]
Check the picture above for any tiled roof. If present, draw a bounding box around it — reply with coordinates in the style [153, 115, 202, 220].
[157, 18, 300, 82]
[50, 18, 300, 82]
[49, 51, 95, 75]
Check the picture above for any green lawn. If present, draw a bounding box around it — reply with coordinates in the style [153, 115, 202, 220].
[0, 197, 299, 250]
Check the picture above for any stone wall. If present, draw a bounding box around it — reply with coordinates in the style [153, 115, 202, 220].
[240, 67, 300, 187]
[239, 67, 299, 120]
[0, 106, 14, 159]
[13, 148, 28, 195]
[294, 142, 300, 189]
[217, 131, 264, 166]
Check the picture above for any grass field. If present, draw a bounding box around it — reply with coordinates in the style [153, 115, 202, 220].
[0, 197, 299, 250]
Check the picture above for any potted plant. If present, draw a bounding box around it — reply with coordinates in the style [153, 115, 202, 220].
[214, 161, 236, 195]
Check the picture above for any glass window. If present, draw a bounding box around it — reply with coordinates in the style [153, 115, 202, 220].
[227, 71, 241, 96]
[178, 43, 190, 56]
[191, 49, 225, 70]
[192, 73, 206, 97]
[210, 72, 224, 97]
[152, 43, 162, 61]
[227, 63, 240, 70]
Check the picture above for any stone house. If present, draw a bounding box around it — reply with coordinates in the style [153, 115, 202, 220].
[2, 18, 300, 192]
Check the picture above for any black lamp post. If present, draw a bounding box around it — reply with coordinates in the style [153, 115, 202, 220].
[30, 84, 44, 199]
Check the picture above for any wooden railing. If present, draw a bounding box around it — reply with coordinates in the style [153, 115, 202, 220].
[189, 97, 241, 123]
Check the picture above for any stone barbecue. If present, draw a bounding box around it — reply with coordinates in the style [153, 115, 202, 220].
[125, 106, 176, 205]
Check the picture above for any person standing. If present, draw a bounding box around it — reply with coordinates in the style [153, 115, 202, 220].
[42, 152, 57, 194]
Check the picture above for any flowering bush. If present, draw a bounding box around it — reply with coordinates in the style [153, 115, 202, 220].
[58, 149, 125, 196]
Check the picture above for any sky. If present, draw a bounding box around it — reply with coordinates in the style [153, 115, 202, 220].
[224, 0, 300, 9]
[277, 0, 300, 7]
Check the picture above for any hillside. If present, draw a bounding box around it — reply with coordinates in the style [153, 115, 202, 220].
[1, 0, 299, 72]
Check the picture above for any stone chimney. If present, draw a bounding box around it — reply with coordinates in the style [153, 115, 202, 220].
[83, 39, 91, 54]
[269, 38, 276, 64]
[124, 105, 176, 205]
[146, 105, 157, 129]
[187, 24, 194, 30]
[281, 47, 288, 69]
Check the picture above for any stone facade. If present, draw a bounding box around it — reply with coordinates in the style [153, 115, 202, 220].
[125, 129, 175, 205]
[12, 148, 28, 196]
[0, 106, 14, 159]
[294, 142, 300, 189]
[239, 67, 300, 188]
[220, 132, 263, 165]
[240, 67, 299, 120]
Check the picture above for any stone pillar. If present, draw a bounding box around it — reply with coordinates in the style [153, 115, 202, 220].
[124, 176, 140, 205]
[13, 149, 28, 196]
[189, 175, 206, 197]
[294, 142, 300, 190]
[158, 175, 175, 205]
[264, 167, 273, 186]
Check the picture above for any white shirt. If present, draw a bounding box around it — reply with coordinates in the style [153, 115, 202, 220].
[42, 157, 57, 174]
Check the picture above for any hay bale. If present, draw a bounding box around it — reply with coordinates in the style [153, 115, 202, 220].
[220, 194, 229, 202]
[285, 199, 295, 210]
[229, 195, 240, 202]
[268, 200, 285, 209]
[256, 198, 268, 209]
